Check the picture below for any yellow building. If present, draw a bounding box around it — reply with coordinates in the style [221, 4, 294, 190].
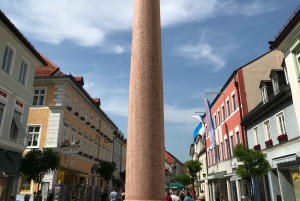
[21, 54, 117, 196]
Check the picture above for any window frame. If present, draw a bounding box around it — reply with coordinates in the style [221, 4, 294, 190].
[276, 112, 287, 135]
[220, 142, 224, 160]
[261, 86, 268, 104]
[217, 110, 220, 126]
[9, 110, 22, 140]
[0, 102, 5, 128]
[253, 126, 259, 145]
[80, 106, 83, 117]
[66, 93, 71, 107]
[226, 100, 231, 117]
[230, 135, 234, 156]
[221, 105, 225, 122]
[236, 131, 240, 144]
[1, 45, 14, 74]
[73, 100, 77, 113]
[19, 60, 28, 85]
[32, 88, 47, 106]
[71, 127, 76, 143]
[27, 125, 41, 148]
[263, 120, 272, 141]
[86, 110, 89, 122]
[272, 75, 279, 95]
[62, 123, 69, 143]
[225, 138, 230, 159]
[232, 93, 237, 111]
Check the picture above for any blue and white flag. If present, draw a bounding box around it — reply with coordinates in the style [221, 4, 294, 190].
[204, 97, 216, 150]
[192, 115, 205, 142]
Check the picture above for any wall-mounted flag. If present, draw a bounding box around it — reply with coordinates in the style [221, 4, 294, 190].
[204, 97, 216, 150]
[192, 115, 205, 142]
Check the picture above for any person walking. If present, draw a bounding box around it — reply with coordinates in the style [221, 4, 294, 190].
[165, 192, 172, 201]
[109, 188, 120, 201]
[24, 194, 30, 201]
[9, 196, 15, 201]
[198, 190, 205, 201]
[121, 190, 125, 201]
[183, 192, 193, 201]
[214, 188, 220, 201]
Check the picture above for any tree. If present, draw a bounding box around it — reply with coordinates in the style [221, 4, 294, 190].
[185, 160, 202, 194]
[19, 148, 61, 193]
[174, 174, 192, 186]
[98, 161, 117, 184]
[233, 144, 271, 201]
[119, 170, 126, 182]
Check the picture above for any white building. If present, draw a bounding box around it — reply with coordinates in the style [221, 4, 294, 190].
[0, 10, 47, 200]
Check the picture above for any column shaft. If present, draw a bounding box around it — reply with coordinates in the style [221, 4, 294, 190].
[126, 0, 165, 201]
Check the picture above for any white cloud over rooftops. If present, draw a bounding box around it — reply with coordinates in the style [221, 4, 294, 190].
[1, 0, 276, 50]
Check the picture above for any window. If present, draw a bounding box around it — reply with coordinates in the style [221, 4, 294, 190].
[74, 100, 77, 112]
[214, 115, 216, 128]
[27, 126, 40, 147]
[89, 139, 93, 156]
[78, 132, 82, 150]
[276, 112, 287, 135]
[19, 61, 28, 85]
[225, 139, 230, 158]
[272, 76, 279, 95]
[86, 111, 89, 122]
[232, 94, 236, 111]
[63, 123, 69, 142]
[296, 50, 300, 72]
[253, 127, 259, 145]
[221, 106, 225, 122]
[220, 142, 224, 160]
[230, 135, 234, 156]
[66, 94, 70, 107]
[91, 116, 94, 125]
[84, 137, 87, 154]
[1, 46, 13, 73]
[71, 127, 76, 143]
[226, 100, 230, 117]
[236, 131, 240, 144]
[217, 111, 220, 126]
[94, 142, 98, 158]
[10, 111, 22, 140]
[80, 106, 83, 117]
[0, 103, 4, 127]
[283, 64, 289, 84]
[20, 179, 31, 191]
[263, 120, 271, 140]
[95, 119, 98, 129]
[261, 87, 268, 104]
[33, 89, 46, 106]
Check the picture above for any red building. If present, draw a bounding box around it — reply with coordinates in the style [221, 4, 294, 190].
[204, 50, 284, 201]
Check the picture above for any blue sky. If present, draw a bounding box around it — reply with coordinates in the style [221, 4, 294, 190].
[0, 0, 298, 162]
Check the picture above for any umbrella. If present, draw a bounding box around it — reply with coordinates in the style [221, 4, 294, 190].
[168, 182, 184, 188]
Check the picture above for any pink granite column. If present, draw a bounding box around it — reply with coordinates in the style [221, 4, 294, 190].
[126, 0, 165, 201]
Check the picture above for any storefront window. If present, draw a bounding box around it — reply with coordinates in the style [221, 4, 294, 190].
[291, 169, 300, 201]
[231, 181, 238, 201]
[20, 178, 31, 191]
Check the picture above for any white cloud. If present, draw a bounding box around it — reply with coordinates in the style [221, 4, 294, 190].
[0, 0, 276, 50]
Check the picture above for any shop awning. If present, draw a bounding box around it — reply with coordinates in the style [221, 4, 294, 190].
[207, 171, 226, 180]
[0, 149, 22, 176]
[272, 153, 298, 165]
[230, 175, 241, 182]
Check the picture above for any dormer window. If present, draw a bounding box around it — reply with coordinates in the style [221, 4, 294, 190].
[261, 87, 268, 104]
[272, 75, 279, 95]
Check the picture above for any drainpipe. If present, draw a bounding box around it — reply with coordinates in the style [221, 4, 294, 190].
[234, 71, 248, 148]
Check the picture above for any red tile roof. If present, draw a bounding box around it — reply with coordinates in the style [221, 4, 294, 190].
[165, 151, 175, 164]
[35, 53, 66, 76]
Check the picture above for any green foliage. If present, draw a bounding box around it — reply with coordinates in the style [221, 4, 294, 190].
[174, 174, 192, 186]
[98, 161, 117, 182]
[119, 170, 126, 182]
[233, 144, 271, 183]
[19, 148, 61, 185]
[185, 160, 202, 181]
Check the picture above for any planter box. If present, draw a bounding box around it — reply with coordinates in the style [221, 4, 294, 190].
[67, 106, 72, 111]
[96, 129, 100, 133]
[80, 116, 85, 121]
[86, 122, 91, 125]
[74, 112, 79, 116]
[91, 125, 95, 129]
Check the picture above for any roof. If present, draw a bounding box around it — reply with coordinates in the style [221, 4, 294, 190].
[270, 5, 300, 49]
[0, 10, 47, 65]
[35, 53, 66, 76]
[34, 55, 117, 129]
[210, 51, 271, 107]
[165, 150, 183, 165]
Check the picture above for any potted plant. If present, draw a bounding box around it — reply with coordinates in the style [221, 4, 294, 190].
[78, 151, 83, 155]
[95, 158, 98, 161]
[96, 129, 100, 133]
[89, 155, 93, 159]
[83, 153, 88, 157]
[67, 106, 72, 111]
[86, 122, 91, 125]
[74, 111, 79, 116]
[91, 125, 95, 129]
[253, 144, 261, 151]
[265, 139, 273, 148]
[80, 116, 85, 121]
[277, 134, 288, 143]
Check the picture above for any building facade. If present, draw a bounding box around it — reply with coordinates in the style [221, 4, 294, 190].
[0, 11, 47, 201]
[112, 131, 126, 190]
[21, 54, 117, 198]
[242, 67, 300, 201]
[205, 50, 283, 201]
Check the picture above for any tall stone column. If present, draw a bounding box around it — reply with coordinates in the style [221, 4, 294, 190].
[126, 1, 165, 201]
